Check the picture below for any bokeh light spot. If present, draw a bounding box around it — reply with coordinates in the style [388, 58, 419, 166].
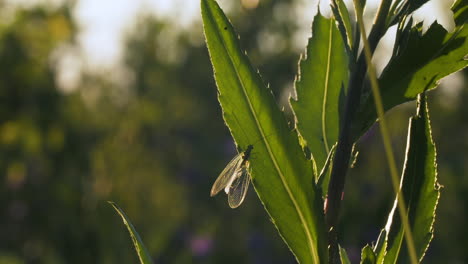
[241, 0, 260, 9]
[7, 162, 26, 190]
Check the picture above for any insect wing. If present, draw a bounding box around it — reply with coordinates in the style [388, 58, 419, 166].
[227, 164, 251, 208]
[210, 153, 244, 197]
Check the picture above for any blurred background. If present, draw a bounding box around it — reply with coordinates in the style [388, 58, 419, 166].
[0, 0, 465, 263]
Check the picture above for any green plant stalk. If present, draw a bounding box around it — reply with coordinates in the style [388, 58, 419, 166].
[325, 0, 393, 262]
[353, 0, 418, 263]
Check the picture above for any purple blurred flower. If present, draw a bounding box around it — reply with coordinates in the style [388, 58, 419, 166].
[189, 235, 213, 257]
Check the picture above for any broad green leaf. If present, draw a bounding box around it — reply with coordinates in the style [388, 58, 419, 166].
[108, 201, 153, 264]
[356, 2, 468, 138]
[360, 245, 377, 264]
[201, 0, 327, 263]
[290, 12, 348, 177]
[339, 245, 352, 264]
[373, 229, 387, 264]
[383, 95, 440, 264]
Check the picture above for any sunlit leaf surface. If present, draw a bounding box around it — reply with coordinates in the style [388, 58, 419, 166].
[339, 245, 352, 264]
[291, 12, 348, 177]
[201, 0, 327, 262]
[383, 96, 440, 264]
[356, 1, 468, 138]
[360, 244, 377, 264]
[332, 0, 353, 51]
[373, 229, 387, 264]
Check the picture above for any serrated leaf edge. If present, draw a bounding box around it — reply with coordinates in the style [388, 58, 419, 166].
[201, 1, 321, 262]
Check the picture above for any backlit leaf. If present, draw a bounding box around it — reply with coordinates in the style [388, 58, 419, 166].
[290, 12, 348, 179]
[360, 244, 377, 264]
[383, 95, 440, 263]
[109, 202, 153, 264]
[201, 0, 327, 262]
[356, 2, 467, 138]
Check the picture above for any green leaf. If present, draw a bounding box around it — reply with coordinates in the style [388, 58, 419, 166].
[331, 0, 354, 53]
[388, 0, 430, 26]
[317, 143, 336, 197]
[290, 12, 348, 175]
[360, 244, 377, 264]
[339, 245, 352, 264]
[373, 229, 387, 264]
[356, 2, 468, 138]
[407, 0, 430, 16]
[383, 95, 440, 264]
[108, 201, 153, 264]
[453, 0, 468, 26]
[201, 0, 327, 263]
[403, 0, 431, 17]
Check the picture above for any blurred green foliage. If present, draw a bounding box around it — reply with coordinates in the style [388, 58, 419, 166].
[0, 1, 466, 263]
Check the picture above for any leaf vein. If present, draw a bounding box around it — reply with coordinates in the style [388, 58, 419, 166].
[322, 19, 334, 154]
[207, 8, 319, 262]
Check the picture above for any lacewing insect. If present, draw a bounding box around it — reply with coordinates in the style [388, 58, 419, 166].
[210, 145, 253, 208]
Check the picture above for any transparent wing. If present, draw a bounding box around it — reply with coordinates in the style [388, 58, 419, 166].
[210, 153, 244, 197]
[227, 165, 251, 208]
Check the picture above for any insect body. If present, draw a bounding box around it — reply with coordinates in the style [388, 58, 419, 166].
[210, 145, 253, 208]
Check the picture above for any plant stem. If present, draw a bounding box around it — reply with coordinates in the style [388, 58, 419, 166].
[355, 1, 418, 262]
[325, 0, 392, 262]
[325, 49, 367, 264]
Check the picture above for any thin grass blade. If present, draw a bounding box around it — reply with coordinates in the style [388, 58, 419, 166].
[108, 201, 153, 264]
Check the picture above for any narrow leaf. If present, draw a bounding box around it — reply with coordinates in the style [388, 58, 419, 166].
[373, 229, 387, 264]
[339, 245, 352, 264]
[317, 143, 337, 196]
[201, 0, 327, 263]
[332, 0, 354, 52]
[407, 0, 431, 16]
[290, 12, 348, 176]
[383, 95, 440, 264]
[356, 2, 468, 138]
[108, 201, 153, 264]
[389, 0, 430, 26]
[361, 245, 377, 264]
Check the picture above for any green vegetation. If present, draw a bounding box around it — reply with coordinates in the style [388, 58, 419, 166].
[0, 0, 466, 263]
[200, 0, 466, 263]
